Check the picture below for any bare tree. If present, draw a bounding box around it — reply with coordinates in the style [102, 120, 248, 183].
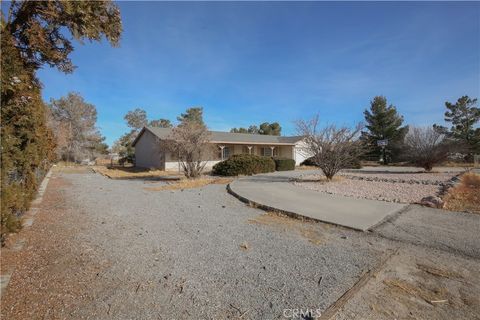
[296, 115, 364, 180]
[404, 126, 450, 171]
[164, 121, 213, 178]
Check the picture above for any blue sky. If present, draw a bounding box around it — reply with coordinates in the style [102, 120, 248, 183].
[31, 1, 480, 146]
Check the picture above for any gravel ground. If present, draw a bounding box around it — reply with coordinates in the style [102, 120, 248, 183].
[1, 169, 392, 319]
[295, 174, 441, 203]
[2, 168, 479, 319]
[340, 172, 459, 184]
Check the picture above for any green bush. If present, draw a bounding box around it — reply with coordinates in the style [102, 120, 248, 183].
[300, 157, 318, 166]
[300, 156, 362, 169]
[273, 158, 295, 171]
[345, 157, 362, 169]
[212, 154, 275, 176]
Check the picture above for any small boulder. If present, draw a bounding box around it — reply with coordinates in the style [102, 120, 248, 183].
[419, 196, 444, 208]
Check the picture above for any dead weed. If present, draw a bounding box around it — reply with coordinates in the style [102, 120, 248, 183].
[144, 177, 233, 191]
[443, 173, 480, 213]
[383, 278, 449, 305]
[417, 263, 464, 280]
[93, 166, 180, 179]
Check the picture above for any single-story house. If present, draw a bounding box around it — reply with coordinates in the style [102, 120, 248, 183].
[132, 126, 311, 171]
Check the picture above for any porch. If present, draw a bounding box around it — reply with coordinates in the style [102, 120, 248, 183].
[215, 144, 294, 161]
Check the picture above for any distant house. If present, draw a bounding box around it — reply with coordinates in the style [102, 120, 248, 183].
[132, 126, 311, 171]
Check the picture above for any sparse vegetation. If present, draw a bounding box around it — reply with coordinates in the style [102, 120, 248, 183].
[144, 177, 233, 191]
[443, 173, 480, 213]
[93, 166, 180, 180]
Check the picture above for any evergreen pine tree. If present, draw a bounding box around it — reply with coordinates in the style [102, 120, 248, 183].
[434, 96, 479, 160]
[361, 96, 408, 164]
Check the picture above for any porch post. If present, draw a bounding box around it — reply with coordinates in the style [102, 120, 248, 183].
[270, 146, 275, 157]
[219, 145, 225, 161]
[247, 146, 253, 155]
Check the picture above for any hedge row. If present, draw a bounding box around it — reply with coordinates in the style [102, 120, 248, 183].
[273, 158, 295, 171]
[212, 154, 276, 176]
[300, 156, 362, 169]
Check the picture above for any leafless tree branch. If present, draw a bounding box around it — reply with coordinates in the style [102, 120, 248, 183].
[296, 115, 365, 180]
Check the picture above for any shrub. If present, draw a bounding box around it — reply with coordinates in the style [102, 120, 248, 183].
[300, 157, 318, 167]
[296, 116, 365, 180]
[273, 158, 295, 171]
[212, 154, 275, 176]
[404, 126, 450, 171]
[119, 154, 135, 166]
[345, 157, 362, 169]
[301, 156, 361, 169]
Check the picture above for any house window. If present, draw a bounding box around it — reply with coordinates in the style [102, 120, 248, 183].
[223, 147, 231, 159]
[219, 146, 231, 160]
[260, 147, 278, 157]
[261, 147, 271, 157]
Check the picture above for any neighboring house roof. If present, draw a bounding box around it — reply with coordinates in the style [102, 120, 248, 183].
[132, 126, 304, 147]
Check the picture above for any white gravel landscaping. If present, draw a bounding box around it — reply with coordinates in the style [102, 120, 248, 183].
[340, 171, 459, 185]
[294, 173, 449, 203]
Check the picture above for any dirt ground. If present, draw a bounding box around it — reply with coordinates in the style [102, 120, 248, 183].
[333, 247, 480, 320]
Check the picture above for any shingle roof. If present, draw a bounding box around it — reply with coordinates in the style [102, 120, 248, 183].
[133, 126, 304, 146]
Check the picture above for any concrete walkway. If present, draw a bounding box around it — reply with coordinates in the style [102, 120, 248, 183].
[228, 170, 407, 231]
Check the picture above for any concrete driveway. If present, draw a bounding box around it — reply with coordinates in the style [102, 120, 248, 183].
[228, 170, 407, 231]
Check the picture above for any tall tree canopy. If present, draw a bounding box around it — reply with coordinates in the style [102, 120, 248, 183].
[434, 96, 480, 158]
[177, 107, 204, 125]
[49, 92, 106, 162]
[124, 108, 148, 131]
[259, 122, 281, 136]
[230, 122, 281, 136]
[230, 125, 259, 134]
[1, 0, 122, 240]
[113, 108, 173, 163]
[149, 119, 173, 128]
[361, 96, 408, 164]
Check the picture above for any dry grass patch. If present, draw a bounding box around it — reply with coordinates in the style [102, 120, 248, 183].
[93, 166, 180, 180]
[443, 172, 480, 214]
[417, 263, 464, 280]
[296, 165, 318, 170]
[383, 278, 449, 305]
[144, 177, 233, 191]
[53, 165, 92, 174]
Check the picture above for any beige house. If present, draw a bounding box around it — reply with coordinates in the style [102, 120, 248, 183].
[132, 126, 310, 171]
